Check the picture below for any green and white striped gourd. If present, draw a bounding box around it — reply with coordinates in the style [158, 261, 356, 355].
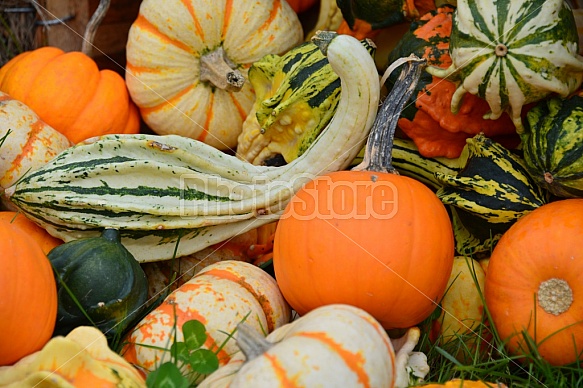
[521, 93, 583, 198]
[4, 32, 380, 263]
[435, 133, 549, 255]
[427, 0, 583, 133]
[349, 137, 462, 191]
[237, 39, 375, 166]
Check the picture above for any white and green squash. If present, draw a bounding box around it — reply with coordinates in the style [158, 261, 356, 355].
[521, 93, 583, 198]
[3, 31, 381, 263]
[237, 38, 375, 166]
[427, 0, 583, 132]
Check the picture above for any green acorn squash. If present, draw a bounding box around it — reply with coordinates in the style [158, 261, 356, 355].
[435, 134, 548, 255]
[427, 0, 583, 133]
[48, 228, 148, 342]
[521, 93, 583, 198]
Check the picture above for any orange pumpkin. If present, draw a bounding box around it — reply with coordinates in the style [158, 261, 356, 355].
[485, 199, 583, 366]
[0, 212, 62, 254]
[0, 218, 57, 366]
[0, 46, 140, 144]
[273, 57, 454, 329]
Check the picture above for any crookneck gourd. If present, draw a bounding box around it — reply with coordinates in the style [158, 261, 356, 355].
[435, 134, 549, 256]
[4, 31, 380, 263]
[426, 0, 583, 133]
[236, 38, 375, 166]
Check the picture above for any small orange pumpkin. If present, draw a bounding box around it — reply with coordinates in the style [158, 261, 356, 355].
[0, 211, 62, 254]
[0, 218, 57, 366]
[0, 47, 140, 144]
[273, 57, 454, 329]
[485, 199, 583, 366]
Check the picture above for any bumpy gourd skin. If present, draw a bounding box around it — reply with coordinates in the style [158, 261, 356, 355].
[236, 39, 375, 165]
[48, 228, 148, 342]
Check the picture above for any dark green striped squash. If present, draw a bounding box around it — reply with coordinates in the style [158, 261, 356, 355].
[49, 228, 148, 343]
[521, 93, 583, 198]
[435, 133, 548, 256]
[237, 38, 375, 165]
[427, 0, 583, 133]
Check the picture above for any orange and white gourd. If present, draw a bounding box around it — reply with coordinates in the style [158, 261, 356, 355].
[125, 0, 304, 150]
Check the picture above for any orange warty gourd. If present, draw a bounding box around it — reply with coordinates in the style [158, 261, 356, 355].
[0, 211, 62, 254]
[273, 57, 454, 329]
[485, 199, 583, 366]
[0, 218, 57, 366]
[0, 47, 140, 144]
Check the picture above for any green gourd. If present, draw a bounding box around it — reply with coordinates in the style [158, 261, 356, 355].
[48, 228, 148, 342]
[521, 94, 583, 198]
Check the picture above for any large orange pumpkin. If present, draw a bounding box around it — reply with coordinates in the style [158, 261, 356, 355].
[273, 57, 454, 329]
[485, 199, 583, 366]
[0, 211, 62, 254]
[0, 46, 140, 144]
[0, 218, 57, 366]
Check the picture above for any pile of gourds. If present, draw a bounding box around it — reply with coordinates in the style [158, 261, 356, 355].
[1, 0, 583, 386]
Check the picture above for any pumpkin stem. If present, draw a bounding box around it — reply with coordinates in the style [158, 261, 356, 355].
[200, 47, 245, 92]
[538, 278, 573, 316]
[236, 322, 273, 361]
[82, 0, 111, 56]
[352, 55, 426, 173]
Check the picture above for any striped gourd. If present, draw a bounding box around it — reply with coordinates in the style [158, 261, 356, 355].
[237, 38, 375, 165]
[350, 137, 462, 190]
[4, 32, 381, 263]
[427, 0, 583, 132]
[125, 0, 303, 151]
[521, 94, 583, 198]
[435, 133, 549, 255]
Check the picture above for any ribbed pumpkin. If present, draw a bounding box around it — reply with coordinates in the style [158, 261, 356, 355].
[485, 199, 583, 366]
[199, 304, 425, 387]
[386, 6, 519, 158]
[0, 218, 57, 366]
[0, 48, 140, 144]
[122, 260, 291, 384]
[427, 0, 583, 133]
[125, 0, 303, 151]
[0, 92, 71, 194]
[0, 211, 62, 254]
[273, 57, 454, 329]
[520, 93, 583, 198]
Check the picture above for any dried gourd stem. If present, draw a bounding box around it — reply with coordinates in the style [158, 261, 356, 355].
[353, 54, 426, 173]
[236, 322, 273, 361]
[81, 0, 111, 56]
[200, 47, 245, 92]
